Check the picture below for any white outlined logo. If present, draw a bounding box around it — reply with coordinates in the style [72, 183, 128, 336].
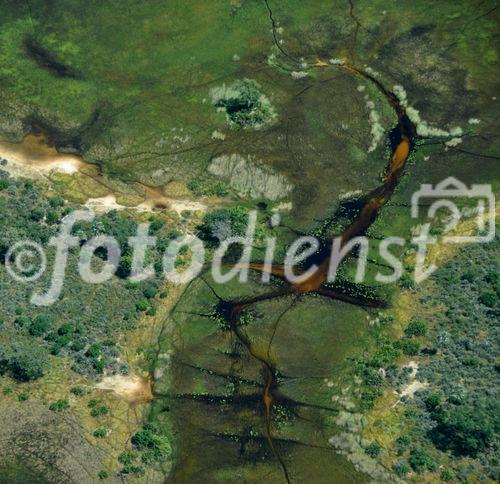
[411, 177, 495, 243]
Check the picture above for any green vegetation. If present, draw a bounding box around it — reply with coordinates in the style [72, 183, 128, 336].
[131, 424, 172, 464]
[0, 341, 49, 381]
[118, 451, 144, 476]
[0, 172, 173, 377]
[49, 399, 70, 412]
[211, 79, 277, 129]
[404, 319, 427, 337]
[93, 427, 108, 438]
[197, 205, 251, 245]
[187, 179, 229, 198]
[69, 386, 86, 396]
[0, 0, 498, 481]
[365, 442, 383, 458]
[364, 238, 500, 481]
[28, 315, 52, 336]
[97, 470, 109, 480]
[90, 404, 110, 418]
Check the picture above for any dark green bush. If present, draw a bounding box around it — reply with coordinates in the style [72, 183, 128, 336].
[365, 442, 383, 458]
[404, 319, 428, 337]
[392, 461, 410, 476]
[479, 290, 496, 307]
[90, 405, 110, 417]
[429, 400, 498, 457]
[28, 315, 51, 336]
[197, 206, 250, 245]
[49, 399, 70, 412]
[6, 341, 49, 381]
[395, 338, 420, 356]
[408, 447, 437, 473]
[93, 427, 108, 438]
[131, 424, 172, 463]
[97, 470, 109, 480]
[70, 386, 86, 396]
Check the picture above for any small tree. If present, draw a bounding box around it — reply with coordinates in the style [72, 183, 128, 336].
[9, 342, 49, 381]
[404, 319, 428, 337]
[365, 442, 383, 458]
[408, 447, 437, 473]
[28, 315, 52, 336]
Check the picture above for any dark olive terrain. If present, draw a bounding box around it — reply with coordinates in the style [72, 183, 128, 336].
[0, 0, 498, 483]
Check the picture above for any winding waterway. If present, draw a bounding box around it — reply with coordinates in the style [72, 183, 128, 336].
[197, 60, 418, 483]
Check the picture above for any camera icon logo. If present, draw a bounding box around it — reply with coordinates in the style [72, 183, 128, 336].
[411, 177, 495, 243]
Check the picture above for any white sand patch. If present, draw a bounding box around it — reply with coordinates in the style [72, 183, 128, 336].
[135, 197, 207, 214]
[168, 199, 207, 214]
[84, 195, 127, 213]
[394, 361, 428, 402]
[96, 374, 153, 402]
[400, 379, 428, 398]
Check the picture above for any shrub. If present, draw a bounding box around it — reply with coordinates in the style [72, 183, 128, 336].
[365, 442, 383, 458]
[395, 435, 412, 455]
[440, 469, 455, 481]
[392, 461, 410, 476]
[479, 290, 496, 307]
[135, 300, 149, 312]
[395, 338, 420, 356]
[46, 210, 59, 224]
[49, 399, 70, 412]
[28, 315, 52, 336]
[8, 342, 49, 381]
[116, 255, 132, 278]
[93, 427, 108, 438]
[131, 424, 172, 462]
[408, 447, 437, 473]
[404, 319, 428, 337]
[57, 323, 73, 335]
[197, 206, 250, 245]
[85, 343, 102, 358]
[429, 400, 498, 457]
[424, 393, 441, 410]
[71, 339, 86, 351]
[14, 316, 28, 327]
[211, 79, 276, 129]
[118, 451, 137, 466]
[70, 386, 86, 396]
[118, 450, 144, 474]
[399, 272, 415, 289]
[98, 470, 109, 480]
[49, 197, 65, 208]
[90, 405, 110, 417]
[18, 391, 29, 401]
[143, 287, 156, 299]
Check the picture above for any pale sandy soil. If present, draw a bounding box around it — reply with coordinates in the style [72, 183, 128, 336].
[96, 374, 153, 403]
[84, 194, 127, 212]
[395, 360, 428, 401]
[400, 379, 428, 398]
[0, 135, 209, 214]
